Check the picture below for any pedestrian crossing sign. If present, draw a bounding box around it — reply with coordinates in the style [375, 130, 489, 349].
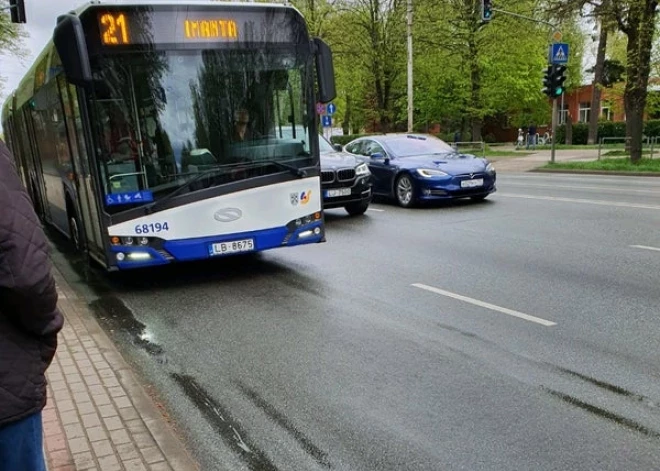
[550, 43, 569, 64]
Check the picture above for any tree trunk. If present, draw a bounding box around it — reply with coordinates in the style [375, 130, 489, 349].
[468, 37, 482, 142]
[342, 94, 351, 135]
[588, 23, 608, 145]
[623, 2, 656, 163]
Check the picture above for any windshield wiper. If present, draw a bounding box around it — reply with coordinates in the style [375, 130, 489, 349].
[258, 160, 307, 178]
[144, 165, 239, 214]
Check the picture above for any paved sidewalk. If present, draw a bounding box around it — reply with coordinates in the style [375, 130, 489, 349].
[492, 148, 599, 173]
[42, 267, 199, 471]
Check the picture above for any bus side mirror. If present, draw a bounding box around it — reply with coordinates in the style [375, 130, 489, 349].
[53, 14, 92, 87]
[313, 38, 336, 104]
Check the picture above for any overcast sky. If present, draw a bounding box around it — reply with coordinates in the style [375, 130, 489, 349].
[0, 0, 85, 107]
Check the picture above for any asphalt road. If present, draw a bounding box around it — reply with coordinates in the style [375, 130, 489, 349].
[53, 172, 660, 471]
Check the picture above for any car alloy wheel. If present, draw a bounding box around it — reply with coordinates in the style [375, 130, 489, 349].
[395, 174, 415, 207]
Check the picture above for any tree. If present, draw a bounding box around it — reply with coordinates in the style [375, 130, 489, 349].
[587, 8, 612, 144]
[0, 1, 29, 95]
[413, 0, 583, 140]
[548, 0, 658, 163]
[328, 0, 407, 132]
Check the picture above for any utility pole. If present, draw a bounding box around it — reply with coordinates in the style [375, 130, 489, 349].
[406, 0, 413, 132]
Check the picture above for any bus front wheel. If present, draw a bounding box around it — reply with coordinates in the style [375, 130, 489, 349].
[66, 199, 83, 252]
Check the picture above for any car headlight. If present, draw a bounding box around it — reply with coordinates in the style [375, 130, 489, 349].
[355, 163, 370, 176]
[416, 168, 448, 178]
[486, 163, 495, 174]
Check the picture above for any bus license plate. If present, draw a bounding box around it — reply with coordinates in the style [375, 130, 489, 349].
[210, 239, 255, 256]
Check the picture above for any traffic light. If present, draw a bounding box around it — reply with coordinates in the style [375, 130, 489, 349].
[542, 64, 567, 98]
[542, 65, 554, 98]
[9, 0, 26, 23]
[554, 65, 567, 96]
[481, 0, 493, 21]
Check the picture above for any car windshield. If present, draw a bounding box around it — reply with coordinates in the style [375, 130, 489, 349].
[318, 135, 335, 153]
[89, 48, 314, 212]
[386, 136, 456, 157]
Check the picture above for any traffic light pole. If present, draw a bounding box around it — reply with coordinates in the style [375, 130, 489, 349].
[491, 8, 556, 31]
[551, 98, 558, 163]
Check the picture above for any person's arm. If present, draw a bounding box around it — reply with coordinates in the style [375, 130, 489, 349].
[0, 141, 63, 338]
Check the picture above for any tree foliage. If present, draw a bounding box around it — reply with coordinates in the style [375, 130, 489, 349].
[0, 2, 29, 94]
[294, 0, 588, 138]
[546, 0, 658, 162]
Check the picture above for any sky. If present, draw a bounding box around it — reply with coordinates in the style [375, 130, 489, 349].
[0, 0, 84, 107]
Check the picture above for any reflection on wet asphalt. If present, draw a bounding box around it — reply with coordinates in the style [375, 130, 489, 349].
[48, 174, 660, 470]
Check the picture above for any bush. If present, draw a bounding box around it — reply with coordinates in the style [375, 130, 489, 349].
[644, 120, 660, 137]
[555, 123, 588, 144]
[555, 119, 660, 144]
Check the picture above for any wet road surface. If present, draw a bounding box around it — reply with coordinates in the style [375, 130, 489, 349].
[52, 172, 660, 470]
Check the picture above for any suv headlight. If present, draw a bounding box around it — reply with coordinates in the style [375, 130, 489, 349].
[486, 163, 495, 174]
[416, 168, 448, 178]
[355, 163, 370, 176]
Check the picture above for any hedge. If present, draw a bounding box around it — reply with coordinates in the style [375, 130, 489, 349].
[555, 119, 660, 145]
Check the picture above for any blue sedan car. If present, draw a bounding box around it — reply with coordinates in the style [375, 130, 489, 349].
[343, 133, 496, 207]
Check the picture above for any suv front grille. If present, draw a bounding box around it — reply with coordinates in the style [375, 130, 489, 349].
[321, 171, 335, 183]
[337, 168, 356, 181]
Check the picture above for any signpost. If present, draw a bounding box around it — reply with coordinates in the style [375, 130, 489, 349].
[327, 103, 336, 115]
[548, 42, 568, 163]
[549, 43, 569, 65]
[316, 103, 325, 115]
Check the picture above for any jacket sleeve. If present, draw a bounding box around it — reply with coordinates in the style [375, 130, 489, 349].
[0, 141, 63, 338]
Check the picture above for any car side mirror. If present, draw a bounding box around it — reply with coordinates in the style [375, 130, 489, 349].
[333, 144, 342, 152]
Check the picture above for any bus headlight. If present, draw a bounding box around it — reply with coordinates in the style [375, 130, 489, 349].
[127, 252, 152, 261]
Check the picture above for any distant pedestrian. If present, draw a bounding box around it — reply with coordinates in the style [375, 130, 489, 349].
[527, 123, 537, 149]
[0, 139, 63, 471]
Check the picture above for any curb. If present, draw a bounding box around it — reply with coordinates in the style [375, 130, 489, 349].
[50, 265, 200, 471]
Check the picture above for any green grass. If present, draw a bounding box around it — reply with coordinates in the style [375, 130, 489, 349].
[602, 149, 652, 157]
[485, 150, 533, 157]
[543, 158, 660, 172]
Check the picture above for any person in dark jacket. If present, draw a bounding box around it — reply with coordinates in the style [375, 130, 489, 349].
[0, 139, 63, 471]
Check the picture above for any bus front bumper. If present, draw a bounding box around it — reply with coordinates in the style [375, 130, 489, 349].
[107, 221, 324, 270]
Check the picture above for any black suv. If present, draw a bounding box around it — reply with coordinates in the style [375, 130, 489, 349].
[319, 136, 372, 215]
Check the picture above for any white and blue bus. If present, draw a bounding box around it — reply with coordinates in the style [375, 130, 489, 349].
[1, 0, 336, 270]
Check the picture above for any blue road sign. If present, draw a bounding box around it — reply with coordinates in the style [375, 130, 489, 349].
[327, 103, 336, 115]
[105, 190, 154, 206]
[550, 43, 569, 64]
[322, 115, 332, 127]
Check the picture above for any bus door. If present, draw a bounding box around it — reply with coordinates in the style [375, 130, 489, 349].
[20, 108, 49, 220]
[58, 77, 105, 255]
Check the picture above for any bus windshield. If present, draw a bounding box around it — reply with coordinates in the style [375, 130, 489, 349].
[90, 48, 314, 210]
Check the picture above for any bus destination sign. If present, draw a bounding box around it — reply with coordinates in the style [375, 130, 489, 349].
[98, 11, 241, 46]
